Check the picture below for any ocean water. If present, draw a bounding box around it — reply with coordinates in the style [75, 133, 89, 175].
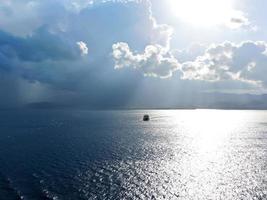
[0, 109, 267, 200]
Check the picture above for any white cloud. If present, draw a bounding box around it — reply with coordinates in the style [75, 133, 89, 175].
[181, 41, 267, 87]
[77, 41, 88, 55]
[111, 0, 178, 78]
[113, 40, 267, 88]
[181, 42, 235, 81]
[172, 43, 207, 63]
[150, 17, 173, 50]
[112, 42, 180, 78]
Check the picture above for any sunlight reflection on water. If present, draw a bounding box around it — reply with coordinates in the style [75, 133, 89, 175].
[94, 110, 266, 199]
[1, 110, 267, 199]
[146, 110, 267, 199]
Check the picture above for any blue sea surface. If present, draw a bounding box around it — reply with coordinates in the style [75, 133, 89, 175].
[0, 109, 267, 199]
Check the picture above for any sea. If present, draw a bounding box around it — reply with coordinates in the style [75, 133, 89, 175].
[0, 109, 266, 200]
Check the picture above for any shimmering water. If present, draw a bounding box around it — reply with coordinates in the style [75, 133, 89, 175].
[0, 110, 267, 200]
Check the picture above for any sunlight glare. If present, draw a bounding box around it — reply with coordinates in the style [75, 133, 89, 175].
[169, 0, 236, 27]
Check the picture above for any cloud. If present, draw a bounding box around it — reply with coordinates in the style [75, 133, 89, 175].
[226, 10, 250, 29]
[181, 41, 267, 87]
[0, 27, 81, 64]
[172, 43, 207, 63]
[0, 0, 159, 108]
[77, 41, 88, 55]
[0, 0, 265, 109]
[109, 1, 257, 84]
[0, 1, 41, 36]
[0, 0, 157, 88]
[112, 42, 180, 78]
[113, 40, 267, 89]
[226, 11, 258, 31]
[64, 0, 139, 12]
[111, 0, 178, 78]
[147, 0, 173, 49]
[150, 17, 173, 50]
[0, 0, 140, 36]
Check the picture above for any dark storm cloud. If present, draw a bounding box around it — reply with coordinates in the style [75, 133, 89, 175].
[0, 1, 153, 108]
[0, 27, 80, 64]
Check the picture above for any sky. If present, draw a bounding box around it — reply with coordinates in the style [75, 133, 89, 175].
[1, 0, 267, 109]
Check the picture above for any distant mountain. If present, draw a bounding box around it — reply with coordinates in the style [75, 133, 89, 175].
[25, 102, 72, 110]
[191, 93, 267, 110]
[22, 93, 267, 110]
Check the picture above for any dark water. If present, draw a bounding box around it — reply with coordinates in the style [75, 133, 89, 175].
[0, 109, 267, 199]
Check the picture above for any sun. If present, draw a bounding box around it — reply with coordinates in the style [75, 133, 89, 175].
[169, 0, 236, 27]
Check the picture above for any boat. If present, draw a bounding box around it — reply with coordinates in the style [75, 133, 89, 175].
[143, 114, 150, 121]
